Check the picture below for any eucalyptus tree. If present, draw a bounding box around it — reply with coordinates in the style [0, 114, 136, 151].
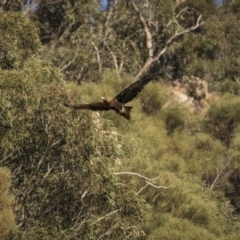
[0, 11, 156, 239]
[34, 0, 204, 82]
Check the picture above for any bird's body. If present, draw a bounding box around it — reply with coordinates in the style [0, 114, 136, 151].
[101, 97, 133, 120]
[64, 66, 158, 120]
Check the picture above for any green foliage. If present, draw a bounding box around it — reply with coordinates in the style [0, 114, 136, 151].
[0, 167, 15, 240]
[93, 80, 240, 239]
[40, 0, 147, 81]
[0, 12, 41, 69]
[0, 16, 149, 239]
[0, 60, 149, 239]
[2, 1, 240, 239]
[20, 67, 240, 238]
[204, 94, 240, 146]
[139, 82, 168, 115]
[162, 104, 188, 134]
[148, 214, 218, 240]
[216, 79, 240, 95]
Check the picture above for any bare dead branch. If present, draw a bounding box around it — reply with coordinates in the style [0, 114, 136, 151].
[60, 49, 79, 72]
[95, 209, 121, 223]
[97, 221, 115, 240]
[115, 171, 158, 181]
[81, 190, 88, 201]
[137, 183, 150, 195]
[73, 206, 85, 228]
[175, 7, 190, 19]
[166, 14, 204, 47]
[166, 19, 181, 28]
[115, 172, 171, 189]
[13, 160, 24, 176]
[0, 148, 19, 163]
[155, 14, 204, 61]
[119, 54, 124, 72]
[91, 41, 102, 73]
[146, 180, 171, 189]
[130, 0, 154, 58]
[210, 155, 233, 190]
[76, 215, 89, 231]
[105, 44, 121, 81]
[101, 6, 114, 46]
[130, 1, 204, 76]
[43, 164, 52, 179]
[152, 194, 160, 203]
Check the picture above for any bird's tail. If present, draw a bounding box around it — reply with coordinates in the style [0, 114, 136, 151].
[122, 106, 133, 120]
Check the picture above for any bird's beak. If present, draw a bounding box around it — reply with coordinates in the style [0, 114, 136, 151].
[101, 97, 105, 101]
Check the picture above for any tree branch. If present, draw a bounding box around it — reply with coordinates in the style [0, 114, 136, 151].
[0, 148, 19, 163]
[115, 171, 158, 181]
[59, 49, 79, 72]
[91, 41, 102, 74]
[130, 0, 154, 59]
[105, 44, 121, 81]
[95, 209, 121, 223]
[115, 172, 171, 190]
[210, 155, 233, 190]
[130, 1, 204, 76]
[155, 14, 204, 61]
[97, 222, 115, 240]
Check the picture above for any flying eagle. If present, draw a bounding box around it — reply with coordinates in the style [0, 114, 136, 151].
[64, 67, 158, 120]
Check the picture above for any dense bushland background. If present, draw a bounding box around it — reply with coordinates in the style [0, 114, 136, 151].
[1, 0, 240, 239]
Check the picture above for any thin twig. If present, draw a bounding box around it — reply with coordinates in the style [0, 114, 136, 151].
[91, 41, 102, 73]
[115, 172, 171, 190]
[95, 209, 121, 223]
[210, 155, 233, 190]
[60, 49, 79, 72]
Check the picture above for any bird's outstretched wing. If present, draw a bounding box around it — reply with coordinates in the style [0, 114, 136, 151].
[63, 102, 110, 111]
[114, 65, 159, 104]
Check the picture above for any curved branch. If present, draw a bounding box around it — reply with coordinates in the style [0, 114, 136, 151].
[95, 209, 121, 223]
[115, 172, 171, 190]
[115, 171, 158, 181]
[130, 1, 204, 76]
[155, 14, 204, 61]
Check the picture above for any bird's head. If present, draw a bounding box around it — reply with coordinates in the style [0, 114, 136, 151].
[101, 97, 111, 102]
[101, 97, 111, 106]
[101, 97, 107, 104]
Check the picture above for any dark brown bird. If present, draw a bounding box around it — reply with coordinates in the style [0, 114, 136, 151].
[64, 67, 158, 120]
